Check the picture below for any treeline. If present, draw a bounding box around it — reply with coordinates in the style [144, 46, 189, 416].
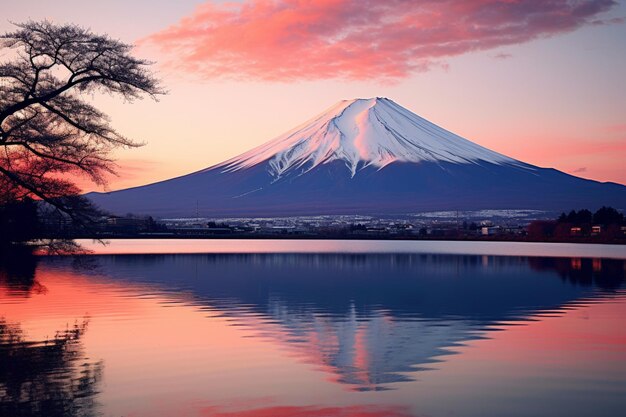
[557, 206, 624, 226]
[0, 198, 108, 249]
[0, 198, 72, 251]
[528, 206, 625, 242]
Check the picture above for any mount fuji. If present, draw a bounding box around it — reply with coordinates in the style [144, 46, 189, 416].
[88, 98, 626, 217]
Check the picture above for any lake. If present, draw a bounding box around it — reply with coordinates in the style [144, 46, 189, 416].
[1, 240, 625, 417]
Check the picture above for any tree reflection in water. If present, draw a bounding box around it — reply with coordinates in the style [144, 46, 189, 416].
[0, 319, 102, 417]
[0, 247, 43, 297]
[528, 257, 625, 290]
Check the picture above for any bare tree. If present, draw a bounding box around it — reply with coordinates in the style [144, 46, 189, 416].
[0, 21, 163, 224]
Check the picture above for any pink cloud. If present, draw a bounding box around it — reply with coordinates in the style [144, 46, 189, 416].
[493, 52, 513, 60]
[143, 0, 618, 81]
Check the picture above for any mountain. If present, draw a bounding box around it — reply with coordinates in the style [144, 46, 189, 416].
[88, 98, 626, 217]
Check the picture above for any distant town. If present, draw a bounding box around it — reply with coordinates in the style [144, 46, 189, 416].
[59, 208, 626, 244]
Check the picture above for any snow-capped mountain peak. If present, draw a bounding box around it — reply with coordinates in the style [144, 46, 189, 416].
[218, 97, 519, 178]
[88, 97, 626, 218]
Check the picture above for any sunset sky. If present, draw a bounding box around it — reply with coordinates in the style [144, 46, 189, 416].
[2, 0, 625, 190]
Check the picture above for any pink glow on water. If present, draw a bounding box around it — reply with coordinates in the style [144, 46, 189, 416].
[2, 254, 625, 416]
[76, 239, 626, 260]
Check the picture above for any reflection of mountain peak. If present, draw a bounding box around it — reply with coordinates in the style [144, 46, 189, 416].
[48, 253, 624, 391]
[259, 302, 477, 390]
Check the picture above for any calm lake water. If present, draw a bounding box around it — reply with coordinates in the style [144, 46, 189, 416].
[1, 240, 626, 417]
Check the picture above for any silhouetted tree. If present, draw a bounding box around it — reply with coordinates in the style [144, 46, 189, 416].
[349, 223, 367, 232]
[558, 209, 592, 225]
[593, 206, 624, 226]
[574, 209, 592, 224]
[0, 197, 41, 245]
[0, 21, 163, 228]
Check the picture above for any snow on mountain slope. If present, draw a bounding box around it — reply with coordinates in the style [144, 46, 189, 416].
[217, 97, 522, 178]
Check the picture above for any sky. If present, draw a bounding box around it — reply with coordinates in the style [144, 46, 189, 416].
[1, 0, 625, 190]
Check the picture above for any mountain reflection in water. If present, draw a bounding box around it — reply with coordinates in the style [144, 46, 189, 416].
[0, 251, 625, 417]
[53, 254, 626, 390]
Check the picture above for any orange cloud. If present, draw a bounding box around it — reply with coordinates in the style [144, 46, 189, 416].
[143, 0, 618, 81]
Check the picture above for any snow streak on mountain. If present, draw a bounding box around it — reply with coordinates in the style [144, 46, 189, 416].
[219, 98, 521, 178]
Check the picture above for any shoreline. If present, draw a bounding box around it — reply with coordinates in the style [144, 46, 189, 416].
[62, 233, 626, 245]
[69, 238, 626, 260]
